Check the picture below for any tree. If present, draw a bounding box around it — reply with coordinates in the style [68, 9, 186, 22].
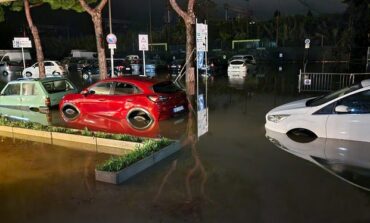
[169, 0, 196, 89]
[78, 0, 108, 80]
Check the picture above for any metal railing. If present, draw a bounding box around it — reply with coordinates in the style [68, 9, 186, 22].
[298, 70, 370, 93]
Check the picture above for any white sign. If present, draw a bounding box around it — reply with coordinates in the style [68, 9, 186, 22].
[304, 79, 312, 85]
[304, 38, 310, 49]
[138, 34, 149, 51]
[197, 108, 208, 137]
[108, 43, 117, 49]
[196, 23, 208, 52]
[13, 37, 32, 48]
[106, 33, 117, 44]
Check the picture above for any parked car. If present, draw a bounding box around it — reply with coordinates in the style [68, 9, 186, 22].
[227, 59, 248, 78]
[0, 61, 23, 81]
[265, 79, 370, 143]
[22, 61, 68, 78]
[266, 129, 370, 191]
[106, 58, 132, 74]
[81, 63, 121, 80]
[228, 54, 256, 65]
[60, 76, 188, 129]
[0, 77, 77, 112]
[200, 57, 225, 76]
[77, 58, 97, 72]
[61, 57, 83, 72]
[168, 59, 184, 76]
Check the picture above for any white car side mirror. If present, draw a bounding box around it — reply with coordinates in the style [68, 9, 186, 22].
[335, 105, 350, 113]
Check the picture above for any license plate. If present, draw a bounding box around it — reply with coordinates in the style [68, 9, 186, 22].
[173, 105, 184, 113]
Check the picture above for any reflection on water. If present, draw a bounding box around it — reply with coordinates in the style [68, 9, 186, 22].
[266, 129, 370, 191]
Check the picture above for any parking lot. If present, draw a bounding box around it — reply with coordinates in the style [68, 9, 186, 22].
[0, 63, 369, 222]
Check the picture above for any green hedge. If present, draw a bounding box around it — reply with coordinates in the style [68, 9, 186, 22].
[96, 138, 172, 172]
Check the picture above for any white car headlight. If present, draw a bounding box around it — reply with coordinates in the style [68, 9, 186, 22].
[267, 114, 290, 123]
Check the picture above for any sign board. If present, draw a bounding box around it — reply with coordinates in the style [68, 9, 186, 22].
[13, 37, 32, 48]
[196, 23, 208, 52]
[106, 33, 117, 44]
[197, 108, 208, 137]
[138, 34, 149, 51]
[108, 43, 117, 49]
[304, 79, 312, 85]
[304, 38, 310, 49]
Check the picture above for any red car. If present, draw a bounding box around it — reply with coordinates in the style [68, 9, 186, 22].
[59, 76, 188, 129]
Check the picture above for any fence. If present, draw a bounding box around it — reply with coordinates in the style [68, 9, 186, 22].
[298, 70, 370, 92]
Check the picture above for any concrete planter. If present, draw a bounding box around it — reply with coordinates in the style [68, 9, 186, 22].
[95, 141, 181, 184]
[0, 125, 13, 133]
[96, 138, 140, 150]
[12, 127, 51, 139]
[51, 132, 96, 145]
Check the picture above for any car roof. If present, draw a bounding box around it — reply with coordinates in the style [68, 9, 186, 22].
[9, 77, 69, 83]
[361, 79, 370, 87]
[99, 76, 163, 89]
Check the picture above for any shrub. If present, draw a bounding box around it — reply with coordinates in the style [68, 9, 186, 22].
[96, 138, 172, 172]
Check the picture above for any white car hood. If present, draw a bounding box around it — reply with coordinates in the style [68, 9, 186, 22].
[268, 98, 315, 114]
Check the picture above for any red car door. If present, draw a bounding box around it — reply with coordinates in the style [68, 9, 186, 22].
[108, 81, 143, 119]
[79, 81, 114, 117]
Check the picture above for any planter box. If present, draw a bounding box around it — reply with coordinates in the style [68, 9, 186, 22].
[95, 141, 181, 184]
[0, 125, 13, 133]
[96, 138, 140, 150]
[12, 127, 52, 139]
[51, 132, 96, 145]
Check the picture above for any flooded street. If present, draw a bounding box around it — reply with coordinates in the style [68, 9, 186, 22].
[0, 64, 369, 222]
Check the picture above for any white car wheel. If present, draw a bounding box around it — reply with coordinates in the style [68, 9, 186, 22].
[25, 72, 32, 77]
[53, 71, 60, 76]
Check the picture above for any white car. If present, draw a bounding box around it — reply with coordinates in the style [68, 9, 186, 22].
[227, 59, 248, 78]
[22, 60, 67, 78]
[265, 129, 370, 191]
[265, 79, 370, 143]
[228, 54, 256, 65]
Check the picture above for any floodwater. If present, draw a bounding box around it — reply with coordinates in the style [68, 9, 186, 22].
[0, 63, 369, 222]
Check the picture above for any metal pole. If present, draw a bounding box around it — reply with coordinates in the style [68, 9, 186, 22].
[21, 47, 25, 69]
[108, 0, 114, 77]
[143, 50, 146, 76]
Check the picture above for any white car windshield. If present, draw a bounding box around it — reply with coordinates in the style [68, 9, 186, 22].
[306, 83, 362, 107]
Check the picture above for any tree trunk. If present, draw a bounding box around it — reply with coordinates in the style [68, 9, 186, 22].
[185, 22, 195, 84]
[92, 14, 107, 80]
[24, 0, 45, 78]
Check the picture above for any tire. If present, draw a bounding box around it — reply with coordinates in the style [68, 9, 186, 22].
[52, 71, 60, 76]
[2, 71, 8, 76]
[127, 108, 154, 130]
[82, 73, 90, 80]
[25, 72, 32, 77]
[62, 105, 80, 120]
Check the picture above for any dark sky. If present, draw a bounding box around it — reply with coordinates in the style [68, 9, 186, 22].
[110, 0, 346, 24]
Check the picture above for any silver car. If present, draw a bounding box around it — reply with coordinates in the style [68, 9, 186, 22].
[0, 61, 23, 82]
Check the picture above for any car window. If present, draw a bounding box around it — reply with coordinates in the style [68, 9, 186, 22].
[34, 63, 39, 68]
[114, 82, 141, 95]
[153, 81, 182, 93]
[42, 80, 74, 94]
[44, 62, 53, 66]
[307, 84, 362, 107]
[22, 83, 40, 96]
[89, 82, 113, 95]
[230, 61, 244, 65]
[3, 83, 21, 95]
[336, 90, 370, 114]
[2, 56, 9, 62]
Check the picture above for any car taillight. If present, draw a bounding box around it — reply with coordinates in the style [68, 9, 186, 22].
[148, 95, 168, 102]
[45, 97, 51, 107]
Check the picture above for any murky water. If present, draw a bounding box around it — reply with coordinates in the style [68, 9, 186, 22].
[0, 64, 369, 222]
